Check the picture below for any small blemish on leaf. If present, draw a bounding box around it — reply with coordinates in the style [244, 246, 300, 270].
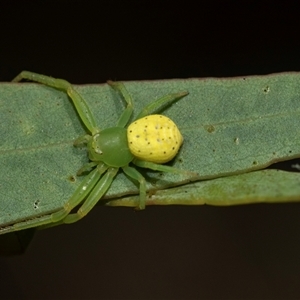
[263, 86, 270, 93]
[68, 175, 76, 182]
[33, 200, 40, 209]
[204, 125, 215, 133]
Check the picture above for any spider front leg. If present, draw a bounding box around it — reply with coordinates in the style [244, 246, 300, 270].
[12, 71, 99, 135]
[107, 80, 134, 127]
[136, 91, 189, 119]
[2, 164, 107, 233]
[62, 167, 119, 224]
[108, 80, 189, 122]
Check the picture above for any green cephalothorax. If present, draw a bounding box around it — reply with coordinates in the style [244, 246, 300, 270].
[5, 71, 191, 234]
[89, 127, 134, 167]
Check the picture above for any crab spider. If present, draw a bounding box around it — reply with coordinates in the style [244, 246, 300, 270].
[9, 71, 189, 231]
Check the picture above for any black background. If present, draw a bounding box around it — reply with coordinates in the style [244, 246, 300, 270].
[1, 1, 300, 299]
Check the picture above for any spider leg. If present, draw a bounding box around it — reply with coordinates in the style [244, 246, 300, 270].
[133, 159, 198, 176]
[62, 167, 118, 224]
[0, 164, 107, 234]
[73, 134, 91, 148]
[76, 161, 99, 176]
[12, 71, 99, 135]
[107, 81, 134, 128]
[135, 91, 189, 120]
[122, 166, 146, 210]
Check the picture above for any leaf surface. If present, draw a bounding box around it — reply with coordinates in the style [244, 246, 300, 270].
[0, 73, 300, 229]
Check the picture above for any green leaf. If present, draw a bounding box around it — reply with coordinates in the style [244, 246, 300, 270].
[0, 73, 300, 232]
[106, 169, 300, 207]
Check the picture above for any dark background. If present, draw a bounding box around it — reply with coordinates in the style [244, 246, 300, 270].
[1, 1, 300, 299]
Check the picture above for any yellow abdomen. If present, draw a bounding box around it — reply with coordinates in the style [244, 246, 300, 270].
[127, 114, 183, 163]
